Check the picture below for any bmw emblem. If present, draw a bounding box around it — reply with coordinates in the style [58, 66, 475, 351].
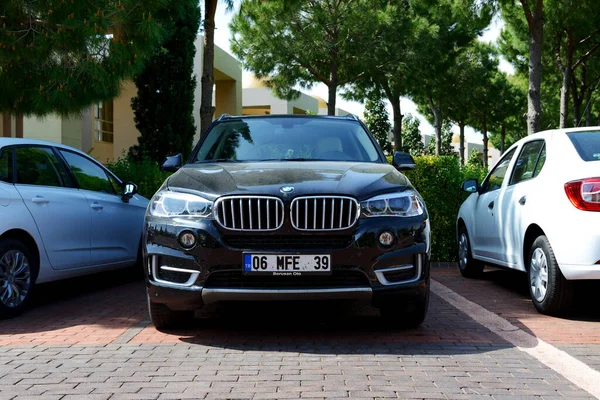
[280, 186, 294, 195]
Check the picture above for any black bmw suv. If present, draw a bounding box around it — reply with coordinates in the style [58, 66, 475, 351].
[144, 115, 430, 329]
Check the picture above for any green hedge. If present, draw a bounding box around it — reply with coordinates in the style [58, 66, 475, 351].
[388, 155, 487, 261]
[106, 156, 171, 199]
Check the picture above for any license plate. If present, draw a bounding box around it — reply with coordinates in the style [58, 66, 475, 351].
[243, 254, 331, 275]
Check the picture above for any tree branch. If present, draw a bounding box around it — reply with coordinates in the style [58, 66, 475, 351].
[573, 40, 600, 70]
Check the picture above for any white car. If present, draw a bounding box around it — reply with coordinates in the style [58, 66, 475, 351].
[457, 127, 599, 315]
[0, 139, 149, 318]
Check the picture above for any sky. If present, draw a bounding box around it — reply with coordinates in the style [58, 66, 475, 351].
[213, 8, 514, 144]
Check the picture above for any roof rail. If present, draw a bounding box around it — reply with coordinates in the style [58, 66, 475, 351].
[345, 113, 360, 121]
[216, 114, 232, 121]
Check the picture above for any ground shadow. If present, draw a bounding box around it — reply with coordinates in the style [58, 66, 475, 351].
[481, 266, 600, 320]
[0, 267, 147, 335]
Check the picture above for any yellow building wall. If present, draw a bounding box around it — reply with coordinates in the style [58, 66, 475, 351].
[112, 80, 139, 161]
[61, 116, 82, 150]
[22, 115, 63, 143]
[215, 81, 238, 117]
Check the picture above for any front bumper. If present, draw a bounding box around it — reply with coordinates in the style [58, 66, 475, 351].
[144, 215, 430, 310]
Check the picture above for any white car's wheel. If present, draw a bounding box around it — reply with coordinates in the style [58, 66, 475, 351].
[0, 240, 37, 319]
[457, 226, 484, 278]
[528, 235, 573, 315]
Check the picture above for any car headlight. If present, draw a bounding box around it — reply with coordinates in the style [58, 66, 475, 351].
[361, 190, 424, 217]
[149, 191, 213, 218]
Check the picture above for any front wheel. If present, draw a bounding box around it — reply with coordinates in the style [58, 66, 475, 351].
[457, 226, 484, 278]
[528, 235, 573, 315]
[147, 294, 194, 330]
[0, 240, 37, 319]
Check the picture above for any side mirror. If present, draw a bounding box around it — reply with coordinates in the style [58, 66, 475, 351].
[161, 153, 182, 172]
[392, 151, 416, 171]
[122, 182, 138, 203]
[461, 179, 479, 194]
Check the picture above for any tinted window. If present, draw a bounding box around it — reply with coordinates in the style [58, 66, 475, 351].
[0, 148, 11, 183]
[510, 141, 545, 185]
[482, 148, 516, 193]
[195, 118, 381, 163]
[60, 150, 116, 194]
[15, 147, 69, 187]
[567, 131, 600, 161]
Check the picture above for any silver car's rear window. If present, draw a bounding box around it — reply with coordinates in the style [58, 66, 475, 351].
[567, 131, 600, 162]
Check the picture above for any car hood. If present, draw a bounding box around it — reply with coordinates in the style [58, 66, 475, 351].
[166, 161, 410, 201]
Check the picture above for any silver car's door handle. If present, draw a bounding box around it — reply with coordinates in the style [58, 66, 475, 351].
[519, 196, 527, 205]
[31, 196, 49, 205]
[90, 202, 103, 210]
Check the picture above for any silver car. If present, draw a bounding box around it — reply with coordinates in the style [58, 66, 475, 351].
[0, 139, 148, 318]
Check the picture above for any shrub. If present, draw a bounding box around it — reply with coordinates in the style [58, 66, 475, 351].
[388, 155, 487, 261]
[106, 155, 171, 199]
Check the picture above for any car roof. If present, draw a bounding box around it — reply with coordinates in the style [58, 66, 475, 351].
[216, 114, 362, 122]
[0, 138, 84, 153]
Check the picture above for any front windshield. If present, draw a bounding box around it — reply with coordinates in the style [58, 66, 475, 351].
[194, 117, 381, 163]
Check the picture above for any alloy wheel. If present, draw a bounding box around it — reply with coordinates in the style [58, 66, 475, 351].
[0, 250, 32, 308]
[458, 233, 469, 270]
[530, 248, 549, 302]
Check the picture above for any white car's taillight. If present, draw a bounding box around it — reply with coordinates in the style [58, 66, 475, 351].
[564, 178, 600, 212]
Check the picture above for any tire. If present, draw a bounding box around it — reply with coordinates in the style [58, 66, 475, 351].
[379, 283, 430, 329]
[0, 239, 38, 319]
[147, 294, 193, 330]
[528, 235, 573, 315]
[457, 226, 484, 278]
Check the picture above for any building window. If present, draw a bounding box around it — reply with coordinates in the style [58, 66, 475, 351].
[94, 101, 114, 143]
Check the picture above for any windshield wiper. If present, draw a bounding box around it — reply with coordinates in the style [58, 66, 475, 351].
[195, 159, 241, 163]
[278, 158, 326, 161]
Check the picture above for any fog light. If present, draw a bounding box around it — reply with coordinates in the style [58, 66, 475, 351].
[179, 231, 196, 249]
[379, 231, 395, 247]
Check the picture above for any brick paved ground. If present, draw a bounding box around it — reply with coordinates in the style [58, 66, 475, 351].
[433, 263, 600, 376]
[0, 265, 597, 399]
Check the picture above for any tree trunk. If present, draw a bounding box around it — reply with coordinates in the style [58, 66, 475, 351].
[428, 95, 442, 156]
[390, 97, 403, 152]
[458, 121, 465, 165]
[327, 84, 337, 116]
[559, 68, 571, 128]
[557, 32, 574, 129]
[524, 0, 544, 135]
[585, 91, 593, 126]
[573, 98, 582, 127]
[200, 0, 218, 138]
[482, 114, 488, 169]
[500, 123, 506, 154]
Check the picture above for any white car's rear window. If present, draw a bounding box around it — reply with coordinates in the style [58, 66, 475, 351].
[568, 131, 600, 162]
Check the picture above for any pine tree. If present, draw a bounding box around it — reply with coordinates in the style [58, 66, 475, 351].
[0, 0, 172, 116]
[363, 98, 392, 154]
[129, 1, 201, 165]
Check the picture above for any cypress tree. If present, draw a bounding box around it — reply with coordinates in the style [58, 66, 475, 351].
[129, 1, 201, 164]
[364, 98, 392, 154]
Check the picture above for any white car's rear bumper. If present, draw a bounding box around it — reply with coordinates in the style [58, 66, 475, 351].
[559, 264, 600, 280]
